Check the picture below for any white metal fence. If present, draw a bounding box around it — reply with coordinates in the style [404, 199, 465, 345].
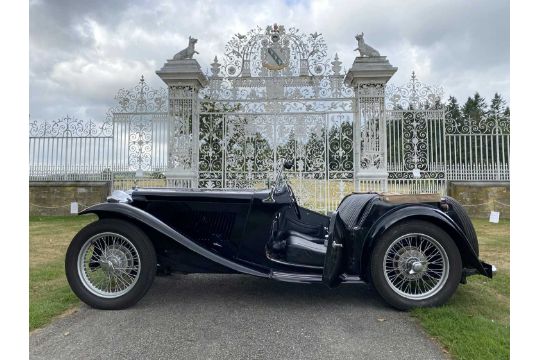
[445, 114, 510, 181]
[29, 116, 113, 181]
[28, 77, 510, 200]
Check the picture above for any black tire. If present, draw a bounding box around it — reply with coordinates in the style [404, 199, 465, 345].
[370, 220, 462, 310]
[65, 218, 156, 310]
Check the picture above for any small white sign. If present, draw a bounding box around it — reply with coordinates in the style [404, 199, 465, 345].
[489, 211, 500, 223]
[70, 202, 79, 214]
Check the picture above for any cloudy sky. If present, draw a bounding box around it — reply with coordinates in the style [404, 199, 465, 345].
[29, 0, 509, 122]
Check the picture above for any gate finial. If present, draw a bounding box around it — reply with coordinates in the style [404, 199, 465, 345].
[331, 53, 342, 75]
[211, 56, 221, 77]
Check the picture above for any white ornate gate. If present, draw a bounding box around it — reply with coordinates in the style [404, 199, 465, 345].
[386, 73, 447, 194]
[196, 25, 355, 211]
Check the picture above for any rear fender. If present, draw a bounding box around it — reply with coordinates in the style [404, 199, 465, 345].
[361, 206, 489, 278]
[80, 203, 268, 278]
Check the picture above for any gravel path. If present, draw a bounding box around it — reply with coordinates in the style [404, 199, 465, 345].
[30, 274, 446, 360]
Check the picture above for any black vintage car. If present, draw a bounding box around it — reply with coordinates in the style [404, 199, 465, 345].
[65, 160, 495, 310]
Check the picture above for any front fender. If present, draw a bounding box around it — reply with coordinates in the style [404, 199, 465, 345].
[80, 203, 269, 278]
[361, 205, 489, 277]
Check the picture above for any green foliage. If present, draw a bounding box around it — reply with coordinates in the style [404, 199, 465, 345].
[487, 93, 510, 125]
[462, 92, 488, 121]
[444, 92, 510, 165]
[387, 92, 509, 167]
[150, 171, 165, 179]
[446, 96, 462, 121]
[446, 92, 510, 124]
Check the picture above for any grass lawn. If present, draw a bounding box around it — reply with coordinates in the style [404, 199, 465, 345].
[29, 215, 96, 331]
[413, 218, 510, 360]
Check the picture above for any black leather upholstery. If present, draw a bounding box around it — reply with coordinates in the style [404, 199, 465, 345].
[282, 194, 377, 269]
[285, 235, 326, 266]
[287, 230, 325, 244]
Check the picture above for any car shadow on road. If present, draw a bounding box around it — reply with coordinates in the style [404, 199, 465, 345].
[136, 274, 392, 311]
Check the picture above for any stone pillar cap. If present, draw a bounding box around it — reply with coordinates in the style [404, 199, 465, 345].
[156, 59, 208, 88]
[345, 56, 397, 86]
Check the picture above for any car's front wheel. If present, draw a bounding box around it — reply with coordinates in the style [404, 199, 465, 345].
[65, 218, 156, 310]
[370, 220, 462, 310]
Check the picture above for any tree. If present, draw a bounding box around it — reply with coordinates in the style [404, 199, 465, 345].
[486, 93, 510, 165]
[487, 93, 508, 121]
[446, 96, 461, 122]
[445, 92, 510, 165]
[462, 92, 487, 121]
[276, 129, 297, 166]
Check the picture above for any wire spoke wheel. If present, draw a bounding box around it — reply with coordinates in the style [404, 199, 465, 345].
[77, 232, 141, 298]
[383, 233, 449, 300]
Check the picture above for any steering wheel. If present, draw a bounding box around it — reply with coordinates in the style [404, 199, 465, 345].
[287, 183, 301, 219]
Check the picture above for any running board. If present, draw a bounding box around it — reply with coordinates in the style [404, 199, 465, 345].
[270, 271, 365, 284]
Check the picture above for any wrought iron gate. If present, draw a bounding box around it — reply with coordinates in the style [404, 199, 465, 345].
[198, 111, 354, 210]
[196, 25, 355, 211]
[385, 73, 447, 194]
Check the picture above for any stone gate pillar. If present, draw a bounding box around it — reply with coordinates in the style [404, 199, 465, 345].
[345, 52, 397, 192]
[156, 56, 208, 188]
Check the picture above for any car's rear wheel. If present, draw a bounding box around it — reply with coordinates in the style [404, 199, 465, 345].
[370, 220, 462, 310]
[65, 219, 156, 309]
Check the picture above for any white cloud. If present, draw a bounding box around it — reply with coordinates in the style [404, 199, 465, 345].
[50, 57, 152, 99]
[30, 0, 509, 121]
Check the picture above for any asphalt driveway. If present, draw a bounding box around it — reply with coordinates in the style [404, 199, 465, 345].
[30, 274, 446, 360]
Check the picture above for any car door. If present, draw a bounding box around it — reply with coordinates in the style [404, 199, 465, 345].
[322, 212, 347, 287]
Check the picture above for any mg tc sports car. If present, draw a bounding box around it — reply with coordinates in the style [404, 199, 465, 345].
[65, 160, 495, 310]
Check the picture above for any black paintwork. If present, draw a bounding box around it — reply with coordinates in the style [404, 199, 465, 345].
[80, 186, 493, 285]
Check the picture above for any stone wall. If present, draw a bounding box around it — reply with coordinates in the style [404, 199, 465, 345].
[29, 182, 111, 216]
[447, 181, 510, 219]
[29, 180, 510, 218]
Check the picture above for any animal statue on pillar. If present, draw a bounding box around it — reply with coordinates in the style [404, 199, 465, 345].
[354, 33, 380, 57]
[173, 36, 199, 60]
